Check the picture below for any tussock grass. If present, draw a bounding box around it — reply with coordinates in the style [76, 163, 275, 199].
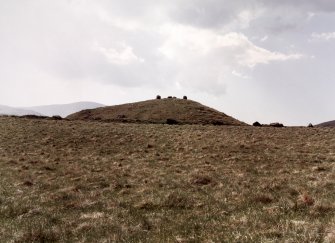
[0, 117, 334, 242]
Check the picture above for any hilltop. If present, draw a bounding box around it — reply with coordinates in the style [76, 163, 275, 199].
[67, 98, 246, 126]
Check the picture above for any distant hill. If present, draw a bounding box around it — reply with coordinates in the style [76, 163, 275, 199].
[67, 98, 246, 126]
[21, 102, 105, 118]
[317, 120, 335, 127]
[0, 105, 42, 116]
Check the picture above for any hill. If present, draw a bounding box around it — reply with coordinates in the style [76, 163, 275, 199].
[21, 101, 105, 118]
[317, 120, 335, 127]
[67, 98, 246, 125]
[0, 105, 42, 116]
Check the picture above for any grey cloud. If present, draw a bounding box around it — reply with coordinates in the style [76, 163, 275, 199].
[170, 0, 246, 28]
[0, 0, 306, 95]
[262, 0, 335, 12]
[169, 0, 335, 34]
[169, 0, 262, 29]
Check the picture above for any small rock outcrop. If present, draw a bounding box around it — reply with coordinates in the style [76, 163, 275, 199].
[253, 121, 262, 127]
[212, 121, 224, 126]
[166, 118, 178, 125]
[270, 122, 284, 128]
[51, 115, 62, 120]
[20, 115, 48, 119]
[156, 95, 161, 100]
[116, 114, 126, 119]
[183, 96, 188, 100]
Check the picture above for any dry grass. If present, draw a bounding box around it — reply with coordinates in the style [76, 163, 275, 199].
[0, 117, 334, 242]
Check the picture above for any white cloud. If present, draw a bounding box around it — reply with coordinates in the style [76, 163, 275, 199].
[237, 44, 303, 68]
[307, 12, 316, 20]
[260, 35, 268, 42]
[156, 24, 303, 94]
[232, 70, 250, 79]
[311, 32, 335, 41]
[159, 24, 303, 68]
[93, 42, 144, 65]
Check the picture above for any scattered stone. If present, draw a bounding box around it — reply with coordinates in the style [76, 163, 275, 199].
[51, 115, 62, 120]
[43, 166, 55, 171]
[117, 114, 126, 119]
[191, 175, 212, 185]
[20, 115, 48, 119]
[212, 121, 224, 126]
[253, 195, 273, 204]
[23, 180, 34, 186]
[167, 96, 173, 99]
[270, 122, 284, 128]
[312, 166, 327, 172]
[166, 118, 178, 125]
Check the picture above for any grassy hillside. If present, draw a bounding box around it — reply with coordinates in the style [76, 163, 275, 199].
[0, 117, 334, 242]
[318, 120, 335, 127]
[67, 98, 246, 126]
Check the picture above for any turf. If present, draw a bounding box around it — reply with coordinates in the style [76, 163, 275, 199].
[0, 117, 334, 242]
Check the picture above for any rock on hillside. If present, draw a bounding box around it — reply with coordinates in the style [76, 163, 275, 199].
[67, 98, 246, 126]
[317, 120, 335, 127]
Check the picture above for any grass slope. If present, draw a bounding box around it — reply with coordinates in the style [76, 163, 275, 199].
[318, 120, 335, 127]
[0, 117, 334, 242]
[67, 98, 246, 126]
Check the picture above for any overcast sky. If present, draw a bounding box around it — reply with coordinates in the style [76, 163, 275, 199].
[1, 0, 335, 125]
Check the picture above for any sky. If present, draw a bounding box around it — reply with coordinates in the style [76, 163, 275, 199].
[1, 0, 335, 125]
